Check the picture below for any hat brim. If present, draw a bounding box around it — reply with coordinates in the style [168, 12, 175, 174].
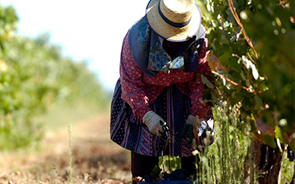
[146, 0, 201, 42]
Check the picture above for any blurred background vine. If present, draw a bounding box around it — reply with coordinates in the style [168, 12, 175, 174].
[0, 5, 110, 150]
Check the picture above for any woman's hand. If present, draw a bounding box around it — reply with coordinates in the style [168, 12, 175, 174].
[182, 115, 202, 146]
[143, 111, 167, 136]
[186, 115, 202, 137]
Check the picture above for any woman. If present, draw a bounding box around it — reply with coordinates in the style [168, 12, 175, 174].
[110, 0, 214, 182]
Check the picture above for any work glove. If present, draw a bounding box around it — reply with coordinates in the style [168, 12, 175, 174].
[182, 115, 202, 146]
[143, 111, 168, 137]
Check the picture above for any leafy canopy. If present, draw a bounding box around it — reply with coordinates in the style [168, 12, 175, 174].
[199, 0, 294, 150]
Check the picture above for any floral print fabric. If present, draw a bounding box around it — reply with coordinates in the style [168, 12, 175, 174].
[120, 31, 212, 120]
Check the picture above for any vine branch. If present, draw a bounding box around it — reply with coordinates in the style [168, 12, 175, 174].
[228, 0, 258, 58]
[212, 71, 263, 94]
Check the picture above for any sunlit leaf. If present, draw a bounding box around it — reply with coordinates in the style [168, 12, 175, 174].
[260, 134, 277, 148]
[275, 125, 288, 144]
[201, 74, 214, 89]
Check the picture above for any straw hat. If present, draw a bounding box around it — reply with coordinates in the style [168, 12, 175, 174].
[146, 0, 201, 42]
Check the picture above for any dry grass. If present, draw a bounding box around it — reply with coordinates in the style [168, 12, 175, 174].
[0, 114, 132, 184]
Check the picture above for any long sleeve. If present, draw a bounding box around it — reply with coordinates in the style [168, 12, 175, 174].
[188, 38, 212, 119]
[120, 32, 151, 119]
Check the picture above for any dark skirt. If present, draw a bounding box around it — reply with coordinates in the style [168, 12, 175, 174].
[110, 79, 214, 157]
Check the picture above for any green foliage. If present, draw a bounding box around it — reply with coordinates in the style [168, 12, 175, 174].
[281, 151, 295, 183]
[157, 105, 294, 183]
[0, 5, 18, 53]
[157, 105, 293, 183]
[199, 0, 295, 149]
[0, 5, 109, 150]
[159, 155, 182, 174]
[195, 105, 257, 184]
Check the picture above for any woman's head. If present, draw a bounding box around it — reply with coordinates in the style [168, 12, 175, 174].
[146, 0, 201, 42]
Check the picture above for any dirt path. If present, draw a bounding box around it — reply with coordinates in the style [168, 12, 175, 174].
[0, 113, 132, 184]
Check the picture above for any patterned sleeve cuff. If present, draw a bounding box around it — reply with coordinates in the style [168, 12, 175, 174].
[135, 106, 151, 120]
